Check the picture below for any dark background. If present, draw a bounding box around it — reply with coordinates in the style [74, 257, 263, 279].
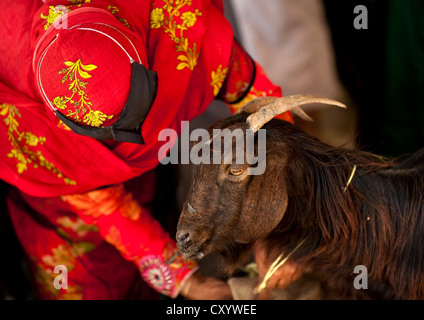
[324, 0, 424, 157]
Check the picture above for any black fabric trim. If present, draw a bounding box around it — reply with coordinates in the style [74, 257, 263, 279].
[110, 62, 158, 144]
[56, 110, 113, 139]
[55, 61, 158, 144]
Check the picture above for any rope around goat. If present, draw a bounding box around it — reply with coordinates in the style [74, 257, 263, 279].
[256, 239, 305, 294]
[343, 165, 357, 192]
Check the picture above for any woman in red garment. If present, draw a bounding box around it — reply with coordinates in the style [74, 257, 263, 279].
[0, 0, 291, 299]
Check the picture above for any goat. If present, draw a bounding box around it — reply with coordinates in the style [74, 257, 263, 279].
[176, 95, 424, 300]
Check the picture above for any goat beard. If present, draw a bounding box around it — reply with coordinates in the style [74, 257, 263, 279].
[208, 241, 255, 276]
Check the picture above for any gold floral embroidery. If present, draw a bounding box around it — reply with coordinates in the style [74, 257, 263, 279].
[0, 103, 76, 185]
[225, 83, 265, 110]
[33, 238, 96, 300]
[119, 194, 142, 221]
[34, 225, 97, 298]
[227, 87, 292, 122]
[210, 64, 228, 96]
[67, 0, 91, 3]
[40, 5, 69, 30]
[224, 80, 250, 104]
[83, 110, 111, 127]
[62, 184, 141, 220]
[52, 59, 114, 127]
[40, 1, 90, 30]
[104, 225, 132, 258]
[150, 8, 165, 28]
[57, 120, 71, 131]
[57, 216, 99, 238]
[42, 245, 75, 268]
[107, 5, 130, 28]
[62, 190, 118, 218]
[34, 262, 83, 300]
[150, 0, 202, 71]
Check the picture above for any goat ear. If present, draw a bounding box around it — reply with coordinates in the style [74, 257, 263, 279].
[234, 153, 288, 244]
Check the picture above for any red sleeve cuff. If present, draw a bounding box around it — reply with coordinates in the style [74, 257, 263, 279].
[61, 184, 199, 297]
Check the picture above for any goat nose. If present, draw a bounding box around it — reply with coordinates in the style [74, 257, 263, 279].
[176, 231, 190, 244]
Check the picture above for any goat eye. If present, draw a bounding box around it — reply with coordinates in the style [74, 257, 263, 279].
[229, 168, 244, 176]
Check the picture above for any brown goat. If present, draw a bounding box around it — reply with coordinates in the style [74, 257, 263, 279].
[176, 95, 424, 300]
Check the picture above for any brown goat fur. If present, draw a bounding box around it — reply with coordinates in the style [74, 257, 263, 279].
[176, 111, 424, 299]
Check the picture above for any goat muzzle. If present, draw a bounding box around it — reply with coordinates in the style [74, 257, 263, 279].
[176, 229, 206, 260]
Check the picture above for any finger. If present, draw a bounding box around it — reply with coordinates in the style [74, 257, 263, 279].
[276, 267, 303, 290]
[212, 282, 233, 300]
[253, 275, 275, 296]
[203, 277, 233, 300]
[256, 286, 273, 300]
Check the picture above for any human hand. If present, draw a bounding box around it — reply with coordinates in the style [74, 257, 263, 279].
[180, 271, 233, 300]
[253, 242, 304, 300]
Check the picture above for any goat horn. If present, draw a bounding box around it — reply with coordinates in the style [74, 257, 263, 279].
[234, 96, 278, 115]
[246, 94, 347, 132]
[234, 96, 318, 122]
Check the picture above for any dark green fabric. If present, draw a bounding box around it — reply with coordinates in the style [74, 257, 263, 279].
[383, 0, 424, 156]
